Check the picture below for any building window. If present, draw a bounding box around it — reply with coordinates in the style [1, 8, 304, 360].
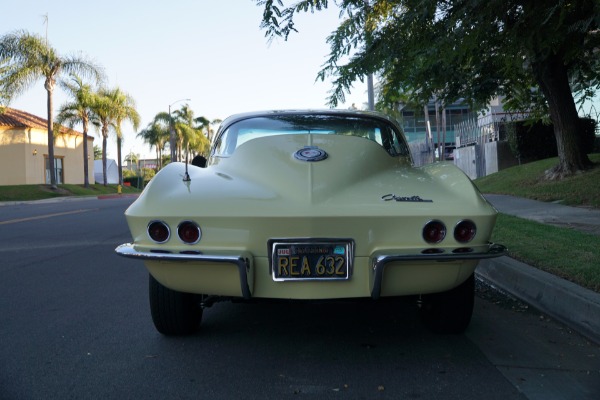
[45, 156, 64, 184]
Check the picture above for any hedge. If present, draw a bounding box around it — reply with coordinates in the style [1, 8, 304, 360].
[505, 117, 597, 162]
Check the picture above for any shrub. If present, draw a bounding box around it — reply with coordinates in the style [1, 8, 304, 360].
[505, 117, 597, 162]
[122, 169, 137, 178]
[123, 176, 143, 188]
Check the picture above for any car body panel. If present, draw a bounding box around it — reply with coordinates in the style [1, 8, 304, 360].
[117, 110, 505, 300]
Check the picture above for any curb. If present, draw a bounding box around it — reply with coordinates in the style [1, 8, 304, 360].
[0, 194, 139, 206]
[477, 256, 600, 345]
[97, 193, 139, 200]
[0, 196, 98, 206]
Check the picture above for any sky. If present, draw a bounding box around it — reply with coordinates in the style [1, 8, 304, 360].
[1, 0, 369, 160]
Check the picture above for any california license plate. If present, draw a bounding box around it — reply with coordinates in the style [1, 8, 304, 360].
[269, 239, 354, 281]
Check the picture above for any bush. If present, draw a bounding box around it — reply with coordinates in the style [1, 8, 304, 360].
[505, 117, 597, 162]
[123, 176, 143, 189]
[141, 168, 155, 181]
[122, 169, 137, 178]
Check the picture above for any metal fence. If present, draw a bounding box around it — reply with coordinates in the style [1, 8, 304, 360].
[409, 141, 434, 166]
[454, 110, 532, 148]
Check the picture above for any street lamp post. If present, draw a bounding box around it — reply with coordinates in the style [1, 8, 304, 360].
[169, 98, 191, 163]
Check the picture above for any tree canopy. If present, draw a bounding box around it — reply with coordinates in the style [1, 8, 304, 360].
[257, 0, 600, 178]
[138, 120, 170, 169]
[150, 105, 211, 165]
[56, 75, 98, 187]
[105, 87, 140, 184]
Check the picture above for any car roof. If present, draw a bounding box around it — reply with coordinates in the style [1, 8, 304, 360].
[217, 109, 403, 132]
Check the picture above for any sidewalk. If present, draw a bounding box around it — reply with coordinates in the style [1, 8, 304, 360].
[485, 194, 600, 235]
[479, 194, 600, 344]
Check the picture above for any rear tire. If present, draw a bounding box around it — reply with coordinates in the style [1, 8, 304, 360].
[149, 274, 203, 335]
[420, 274, 475, 334]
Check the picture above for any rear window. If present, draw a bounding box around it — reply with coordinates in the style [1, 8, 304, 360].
[213, 114, 410, 157]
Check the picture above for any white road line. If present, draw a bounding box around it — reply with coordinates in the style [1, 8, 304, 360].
[0, 209, 96, 225]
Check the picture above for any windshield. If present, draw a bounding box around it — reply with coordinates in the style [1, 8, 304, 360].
[212, 114, 410, 158]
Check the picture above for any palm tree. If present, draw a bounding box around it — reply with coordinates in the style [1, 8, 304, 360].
[207, 118, 222, 145]
[93, 145, 102, 160]
[137, 119, 169, 169]
[172, 104, 194, 161]
[91, 90, 115, 186]
[124, 151, 139, 171]
[104, 88, 140, 184]
[0, 63, 11, 106]
[91, 87, 139, 186]
[55, 75, 98, 188]
[172, 105, 210, 162]
[0, 30, 103, 189]
[152, 111, 175, 163]
[192, 115, 212, 156]
[151, 105, 210, 164]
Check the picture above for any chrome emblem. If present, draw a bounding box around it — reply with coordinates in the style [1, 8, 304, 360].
[382, 193, 433, 203]
[294, 146, 328, 162]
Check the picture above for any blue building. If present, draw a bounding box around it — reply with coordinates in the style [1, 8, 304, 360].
[399, 99, 473, 147]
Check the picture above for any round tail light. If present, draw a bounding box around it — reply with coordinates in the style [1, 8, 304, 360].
[454, 220, 477, 243]
[178, 221, 201, 244]
[423, 220, 446, 244]
[148, 221, 170, 243]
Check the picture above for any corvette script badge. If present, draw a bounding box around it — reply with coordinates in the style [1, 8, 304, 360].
[382, 193, 433, 202]
[294, 146, 328, 162]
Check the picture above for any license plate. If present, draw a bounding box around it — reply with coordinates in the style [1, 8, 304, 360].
[269, 239, 354, 281]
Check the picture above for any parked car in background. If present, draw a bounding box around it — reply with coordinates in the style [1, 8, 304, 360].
[116, 109, 506, 335]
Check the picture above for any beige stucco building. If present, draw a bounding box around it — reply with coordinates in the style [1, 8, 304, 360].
[0, 107, 94, 185]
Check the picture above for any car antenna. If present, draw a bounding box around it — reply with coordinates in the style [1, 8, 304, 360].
[183, 162, 191, 182]
[183, 151, 191, 182]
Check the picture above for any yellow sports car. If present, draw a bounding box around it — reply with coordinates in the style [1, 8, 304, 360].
[116, 110, 505, 335]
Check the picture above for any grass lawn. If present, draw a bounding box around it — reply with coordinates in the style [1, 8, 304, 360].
[0, 184, 140, 202]
[490, 214, 600, 292]
[475, 153, 600, 292]
[475, 153, 600, 208]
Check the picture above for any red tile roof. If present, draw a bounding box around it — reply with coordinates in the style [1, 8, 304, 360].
[0, 107, 84, 136]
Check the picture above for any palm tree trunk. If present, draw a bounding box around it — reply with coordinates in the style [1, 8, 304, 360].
[159, 144, 164, 169]
[82, 120, 90, 188]
[83, 131, 89, 188]
[117, 136, 123, 185]
[45, 85, 57, 189]
[102, 132, 108, 186]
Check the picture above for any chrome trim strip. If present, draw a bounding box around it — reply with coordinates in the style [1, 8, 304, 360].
[370, 243, 507, 300]
[115, 243, 252, 299]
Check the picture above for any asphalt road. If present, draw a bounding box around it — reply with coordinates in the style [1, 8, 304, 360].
[0, 197, 598, 399]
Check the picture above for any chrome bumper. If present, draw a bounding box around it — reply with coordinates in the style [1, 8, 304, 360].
[115, 243, 253, 299]
[116, 242, 507, 301]
[370, 243, 507, 299]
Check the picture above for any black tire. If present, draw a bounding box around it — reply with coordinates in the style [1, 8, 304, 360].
[420, 273, 475, 334]
[149, 274, 203, 335]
